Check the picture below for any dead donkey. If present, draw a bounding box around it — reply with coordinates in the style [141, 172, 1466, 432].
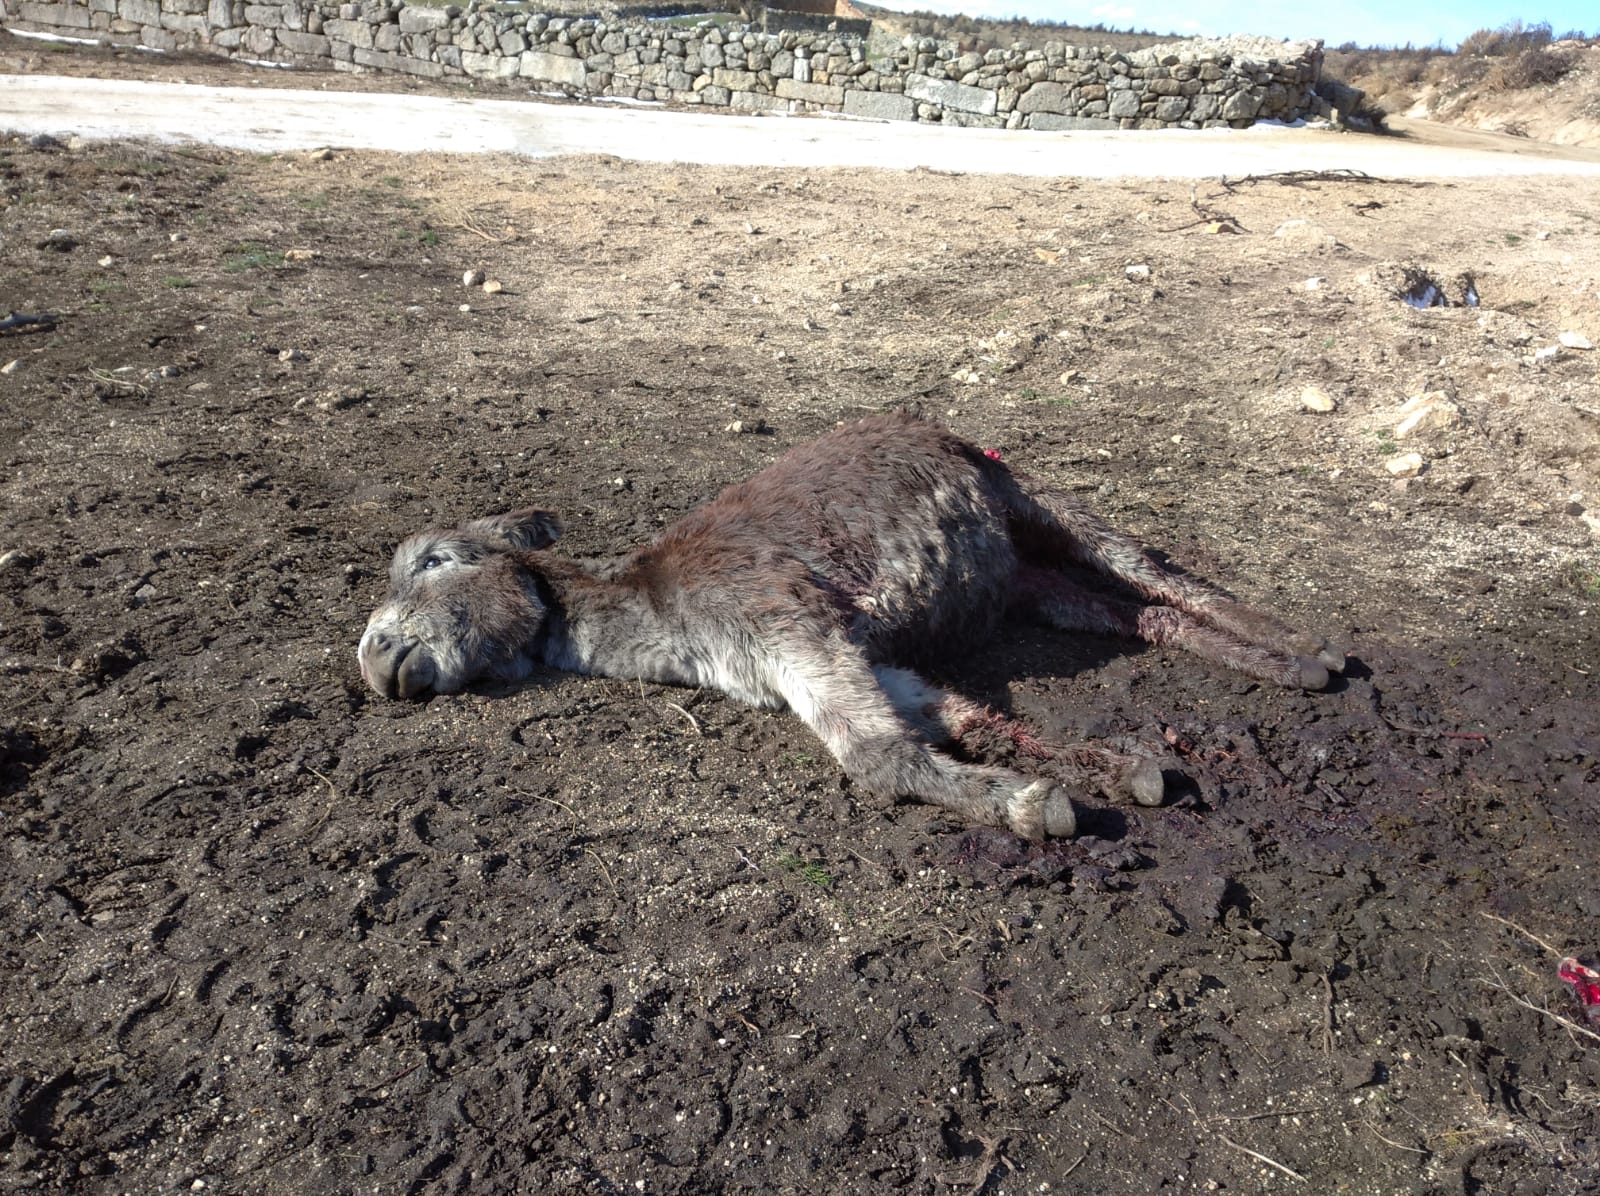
[358, 413, 1343, 838]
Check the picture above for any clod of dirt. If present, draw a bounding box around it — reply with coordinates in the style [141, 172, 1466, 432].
[69, 635, 145, 681]
[313, 388, 368, 412]
[38, 229, 77, 252]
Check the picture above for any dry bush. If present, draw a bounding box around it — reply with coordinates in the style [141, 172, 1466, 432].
[1424, 55, 1468, 87]
[1323, 18, 1586, 118]
[1321, 45, 1447, 115]
[1438, 55, 1491, 88]
[1482, 46, 1578, 91]
[1458, 19, 1554, 58]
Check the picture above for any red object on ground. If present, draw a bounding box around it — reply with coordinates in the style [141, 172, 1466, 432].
[983, 448, 1002, 461]
[1559, 957, 1600, 1026]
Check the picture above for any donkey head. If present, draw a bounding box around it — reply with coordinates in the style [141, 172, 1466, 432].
[358, 508, 562, 699]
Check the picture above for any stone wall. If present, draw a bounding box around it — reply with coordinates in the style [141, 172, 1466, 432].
[0, 0, 1331, 130]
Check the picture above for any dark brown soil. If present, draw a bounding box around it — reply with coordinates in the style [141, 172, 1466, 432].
[2, 84, 1599, 1196]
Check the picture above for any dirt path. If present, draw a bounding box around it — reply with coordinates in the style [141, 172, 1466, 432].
[1386, 114, 1600, 164]
[2, 44, 1599, 1196]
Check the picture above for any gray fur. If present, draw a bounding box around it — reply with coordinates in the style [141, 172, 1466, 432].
[359, 413, 1342, 838]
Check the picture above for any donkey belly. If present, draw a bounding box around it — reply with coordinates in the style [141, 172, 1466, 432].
[851, 529, 1015, 663]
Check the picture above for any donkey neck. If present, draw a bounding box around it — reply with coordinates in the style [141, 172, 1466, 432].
[529, 554, 689, 684]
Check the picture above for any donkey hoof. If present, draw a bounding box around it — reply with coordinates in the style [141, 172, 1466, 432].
[1044, 785, 1076, 838]
[1128, 757, 1166, 807]
[1295, 656, 1330, 691]
[1009, 780, 1075, 840]
[1317, 645, 1347, 674]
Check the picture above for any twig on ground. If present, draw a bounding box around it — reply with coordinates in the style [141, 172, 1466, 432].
[1219, 168, 1420, 190]
[1479, 911, 1563, 957]
[1322, 970, 1337, 1056]
[87, 367, 149, 396]
[1362, 1118, 1431, 1155]
[965, 1135, 1008, 1196]
[1179, 1094, 1325, 1123]
[534, 793, 580, 820]
[1210, 1106, 1325, 1122]
[584, 847, 619, 898]
[302, 765, 340, 838]
[447, 208, 520, 243]
[663, 701, 702, 736]
[1160, 181, 1245, 233]
[1315, 778, 1346, 804]
[935, 1133, 1006, 1196]
[733, 846, 764, 875]
[1218, 1133, 1307, 1182]
[936, 926, 976, 962]
[1088, 1109, 1133, 1138]
[364, 1059, 423, 1092]
[1479, 974, 1600, 1044]
[842, 845, 888, 873]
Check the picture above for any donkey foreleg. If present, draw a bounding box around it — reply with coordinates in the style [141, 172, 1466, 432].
[871, 666, 1165, 807]
[770, 648, 1075, 839]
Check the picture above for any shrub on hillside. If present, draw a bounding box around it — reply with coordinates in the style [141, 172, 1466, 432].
[1483, 46, 1578, 91]
[1458, 19, 1554, 57]
[1321, 45, 1448, 114]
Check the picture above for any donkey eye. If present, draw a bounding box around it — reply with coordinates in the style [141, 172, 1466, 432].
[421, 555, 444, 571]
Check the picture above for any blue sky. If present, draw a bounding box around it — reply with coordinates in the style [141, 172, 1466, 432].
[874, 2, 1594, 49]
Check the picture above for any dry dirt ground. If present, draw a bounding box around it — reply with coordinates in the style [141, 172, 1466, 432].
[3, 53, 1600, 1196]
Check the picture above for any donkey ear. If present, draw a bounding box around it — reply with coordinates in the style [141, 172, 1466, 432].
[465, 508, 563, 550]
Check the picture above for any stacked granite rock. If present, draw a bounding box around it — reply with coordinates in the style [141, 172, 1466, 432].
[1, 0, 1328, 128]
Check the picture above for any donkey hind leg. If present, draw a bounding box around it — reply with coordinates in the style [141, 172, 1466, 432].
[772, 648, 1075, 839]
[873, 666, 1165, 807]
[1002, 476, 1344, 688]
[1013, 563, 1329, 692]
